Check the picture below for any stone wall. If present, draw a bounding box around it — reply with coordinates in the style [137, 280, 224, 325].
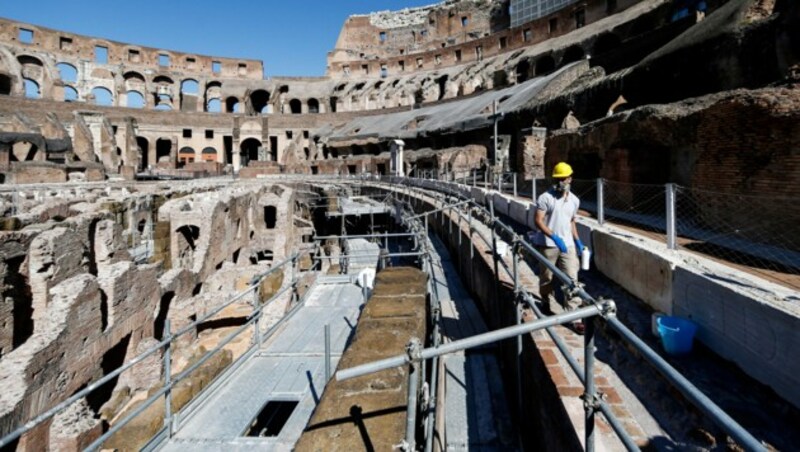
[0, 180, 302, 449]
[545, 87, 800, 239]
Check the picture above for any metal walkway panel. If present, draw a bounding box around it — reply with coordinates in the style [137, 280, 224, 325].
[160, 281, 365, 451]
[260, 285, 362, 356]
[168, 354, 329, 443]
[344, 238, 381, 273]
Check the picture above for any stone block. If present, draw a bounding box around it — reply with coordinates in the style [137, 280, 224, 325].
[491, 193, 510, 217]
[470, 187, 486, 205]
[49, 398, 102, 451]
[509, 199, 529, 225]
[591, 230, 673, 314]
[673, 267, 800, 409]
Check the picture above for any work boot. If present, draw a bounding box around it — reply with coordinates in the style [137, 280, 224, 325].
[571, 321, 585, 335]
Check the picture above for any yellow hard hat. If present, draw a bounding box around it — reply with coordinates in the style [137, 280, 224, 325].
[552, 162, 573, 178]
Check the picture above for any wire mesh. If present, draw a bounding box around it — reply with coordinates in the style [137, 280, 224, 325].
[675, 186, 800, 290]
[570, 179, 598, 218]
[601, 180, 667, 238]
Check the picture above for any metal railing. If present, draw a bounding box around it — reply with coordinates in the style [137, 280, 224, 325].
[388, 171, 798, 290]
[344, 176, 766, 452]
[0, 252, 302, 450]
[568, 178, 800, 290]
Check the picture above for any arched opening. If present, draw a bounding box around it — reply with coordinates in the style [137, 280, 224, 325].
[56, 63, 77, 83]
[593, 33, 621, 57]
[560, 45, 585, 67]
[23, 79, 39, 99]
[205, 81, 222, 113]
[250, 90, 271, 114]
[436, 75, 448, 101]
[515, 59, 531, 83]
[289, 99, 301, 114]
[180, 79, 198, 94]
[153, 76, 174, 110]
[178, 147, 195, 165]
[156, 138, 172, 163]
[535, 55, 556, 76]
[64, 85, 78, 102]
[175, 225, 200, 268]
[240, 138, 262, 166]
[136, 136, 149, 170]
[308, 98, 319, 114]
[91, 87, 113, 106]
[10, 141, 39, 161]
[154, 92, 172, 110]
[126, 90, 144, 108]
[201, 147, 217, 162]
[226, 96, 240, 113]
[153, 75, 174, 85]
[124, 71, 146, 83]
[154, 292, 174, 341]
[207, 98, 221, 113]
[264, 206, 277, 229]
[0, 74, 11, 95]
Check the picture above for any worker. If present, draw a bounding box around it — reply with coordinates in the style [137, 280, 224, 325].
[530, 162, 586, 334]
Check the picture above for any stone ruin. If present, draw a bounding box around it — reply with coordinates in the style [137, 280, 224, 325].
[0, 0, 798, 449]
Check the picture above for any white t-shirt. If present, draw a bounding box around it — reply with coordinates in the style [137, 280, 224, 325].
[531, 188, 580, 248]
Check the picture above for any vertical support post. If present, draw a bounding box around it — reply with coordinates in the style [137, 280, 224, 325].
[584, 318, 597, 452]
[472, 169, 476, 187]
[457, 205, 463, 275]
[512, 241, 523, 421]
[490, 202, 499, 324]
[468, 207, 474, 280]
[596, 178, 605, 225]
[448, 204, 452, 234]
[666, 183, 677, 250]
[163, 320, 173, 437]
[252, 288, 261, 345]
[492, 99, 499, 167]
[324, 323, 331, 383]
[340, 205, 345, 237]
[405, 339, 421, 451]
[532, 178, 537, 202]
[291, 255, 298, 303]
[513, 173, 518, 197]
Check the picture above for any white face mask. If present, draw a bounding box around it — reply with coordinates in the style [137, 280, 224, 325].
[556, 180, 571, 193]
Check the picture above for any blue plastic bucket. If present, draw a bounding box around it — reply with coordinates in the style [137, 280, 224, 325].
[657, 316, 697, 355]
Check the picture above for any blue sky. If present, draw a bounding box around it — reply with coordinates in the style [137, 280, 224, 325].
[1, 0, 438, 77]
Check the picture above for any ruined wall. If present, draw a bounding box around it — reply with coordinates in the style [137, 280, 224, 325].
[0, 17, 263, 79]
[327, 0, 642, 78]
[545, 86, 800, 242]
[545, 87, 800, 196]
[0, 180, 301, 449]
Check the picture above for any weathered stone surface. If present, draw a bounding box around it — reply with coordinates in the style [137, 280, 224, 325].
[28, 227, 86, 324]
[49, 398, 102, 451]
[103, 348, 232, 451]
[295, 267, 426, 451]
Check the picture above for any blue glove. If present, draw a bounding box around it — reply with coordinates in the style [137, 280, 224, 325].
[551, 234, 568, 253]
[575, 239, 585, 255]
